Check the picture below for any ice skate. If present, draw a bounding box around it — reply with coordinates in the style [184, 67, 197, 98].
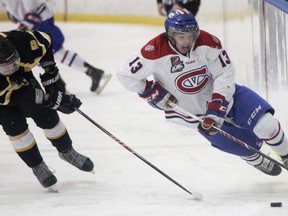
[84, 62, 112, 94]
[59, 146, 94, 173]
[252, 157, 282, 176]
[32, 161, 58, 190]
[95, 73, 112, 94]
[281, 154, 288, 167]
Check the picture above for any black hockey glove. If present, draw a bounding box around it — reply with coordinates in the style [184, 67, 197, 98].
[40, 63, 66, 93]
[9, 73, 39, 88]
[10, 75, 30, 87]
[9, 87, 45, 107]
[45, 90, 82, 114]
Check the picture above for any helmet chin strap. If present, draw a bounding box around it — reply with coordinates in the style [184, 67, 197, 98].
[184, 50, 191, 58]
[169, 38, 191, 56]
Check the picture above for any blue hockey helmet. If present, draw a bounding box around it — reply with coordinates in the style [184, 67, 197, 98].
[165, 9, 199, 44]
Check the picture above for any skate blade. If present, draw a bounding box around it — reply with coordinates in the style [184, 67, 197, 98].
[48, 184, 58, 193]
[96, 73, 112, 94]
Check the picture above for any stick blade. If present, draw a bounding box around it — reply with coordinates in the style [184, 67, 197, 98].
[191, 192, 203, 200]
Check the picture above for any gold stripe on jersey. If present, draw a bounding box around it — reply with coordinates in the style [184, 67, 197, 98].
[16, 30, 48, 70]
[0, 32, 7, 37]
[37, 31, 52, 45]
[0, 31, 53, 105]
[0, 31, 50, 71]
[0, 32, 33, 72]
[0, 77, 22, 105]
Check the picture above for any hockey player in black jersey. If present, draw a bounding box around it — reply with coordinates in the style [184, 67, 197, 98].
[156, 0, 201, 17]
[0, 30, 94, 191]
[1, 0, 112, 94]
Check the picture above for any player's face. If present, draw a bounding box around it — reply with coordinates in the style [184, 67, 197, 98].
[0, 57, 20, 76]
[172, 31, 199, 55]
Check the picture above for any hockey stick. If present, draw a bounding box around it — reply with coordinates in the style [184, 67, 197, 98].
[75, 108, 203, 200]
[168, 102, 288, 171]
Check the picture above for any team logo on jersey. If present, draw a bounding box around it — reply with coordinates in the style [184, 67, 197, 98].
[247, 105, 262, 125]
[212, 35, 219, 44]
[175, 66, 209, 94]
[170, 56, 184, 73]
[144, 44, 155, 52]
[30, 40, 39, 50]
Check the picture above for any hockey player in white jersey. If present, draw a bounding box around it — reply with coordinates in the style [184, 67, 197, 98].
[1, 0, 111, 94]
[117, 9, 288, 176]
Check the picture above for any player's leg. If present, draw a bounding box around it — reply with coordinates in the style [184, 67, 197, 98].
[32, 109, 94, 172]
[0, 106, 57, 188]
[164, 4, 173, 15]
[200, 125, 282, 176]
[54, 46, 111, 93]
[253, 112, 288, 165]
[228, 85, 284, 175]
[178, 1, 201, 16]
[40, 18, 111, 93]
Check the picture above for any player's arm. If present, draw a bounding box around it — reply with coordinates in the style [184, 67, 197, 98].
[27, 30, 66, 93]
[10, 82, 81, 114]
[196, 31, 235, 100]
[199, 39, 235, 135]
[6, 11, 18, 23]
[209, 47, 236, 100]
[32, 30, 80, 114]
[117, 53, 176, 110]
[156, 0, 166, 16]
[117, 53, 151, 93]
[17, 0, 48, 30]
[171, 3, 182, 10]
[17, 0, 55, 30]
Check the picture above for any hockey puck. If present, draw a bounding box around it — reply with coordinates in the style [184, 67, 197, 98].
[270, 202, 282, 207]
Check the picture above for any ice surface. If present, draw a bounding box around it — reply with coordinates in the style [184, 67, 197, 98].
[0, 22, 287, 216]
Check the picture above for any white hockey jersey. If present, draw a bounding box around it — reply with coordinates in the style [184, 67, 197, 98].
[1, 0, 54, 23]
[117, 30, 236, 128]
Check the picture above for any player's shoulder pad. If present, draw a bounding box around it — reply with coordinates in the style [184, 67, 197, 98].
[31, 30, 52, 42]
[193, 30, 222, 50]
[6, 30, 41, 44]
[4, 30, 50, 42]
[140, 33, 177, 60]
[4, 30, 29, 39]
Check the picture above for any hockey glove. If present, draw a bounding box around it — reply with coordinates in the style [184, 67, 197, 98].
[10, 75, 34, 87]
[40, 63, 66, 93]
[198, 93, 228, 136]
[9, 87, 45, 107]
[18, 13, 42, 30]
[45, 90, 82, 114]
[139, 81, 177, 110]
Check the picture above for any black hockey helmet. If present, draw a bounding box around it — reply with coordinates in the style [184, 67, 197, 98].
[0, 35, 20, 76]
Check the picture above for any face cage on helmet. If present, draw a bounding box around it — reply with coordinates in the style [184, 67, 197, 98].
[167, 27, 200, 44]
[0, 51, 20, 76]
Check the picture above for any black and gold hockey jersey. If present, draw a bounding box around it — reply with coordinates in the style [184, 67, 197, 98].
[0, 30, 54, 105]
